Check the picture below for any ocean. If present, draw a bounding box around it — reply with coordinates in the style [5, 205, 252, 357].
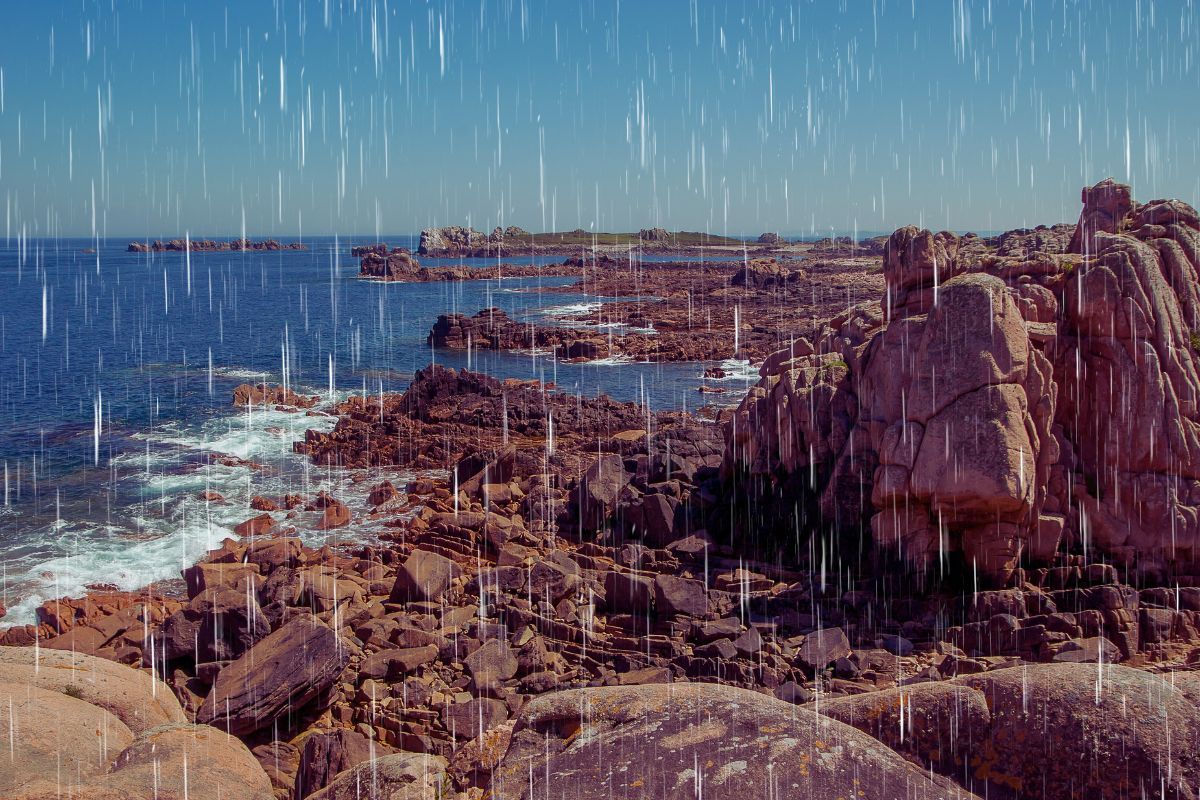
[0, 236, 756, 624]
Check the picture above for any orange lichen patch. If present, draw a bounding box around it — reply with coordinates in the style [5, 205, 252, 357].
[970, 740, 1024, 792]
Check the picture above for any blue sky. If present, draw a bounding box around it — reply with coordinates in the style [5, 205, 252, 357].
[0, 0, 1197, 237]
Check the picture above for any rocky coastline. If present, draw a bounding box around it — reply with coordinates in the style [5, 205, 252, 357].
[5, 180, 1200, 799]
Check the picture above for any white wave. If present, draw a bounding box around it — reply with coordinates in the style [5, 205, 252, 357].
[538, 301, 602, 316]
[585, 354, 637, 366]
[706, 358, 761, 381]
[209, 366, 275, 381]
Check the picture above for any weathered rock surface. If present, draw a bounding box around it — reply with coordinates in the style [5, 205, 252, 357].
[815, 662, 1200, 799]
[490, 682, 979, 799]
[956, 663, 1200, 799]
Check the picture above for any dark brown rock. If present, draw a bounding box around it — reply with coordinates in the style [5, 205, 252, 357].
[197, 616, 349, 735]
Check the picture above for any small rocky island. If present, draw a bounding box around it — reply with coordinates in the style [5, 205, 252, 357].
[128, 238, 307, 252]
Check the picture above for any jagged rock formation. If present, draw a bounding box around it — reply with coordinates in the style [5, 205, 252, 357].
[233, 383, 319, 409]
[418, 226, 489, 255]
[726, 179, 1200, 585]
[417, 225, 532, 256]
[427, 308, 539, 350]
[756, 231, 785, 244]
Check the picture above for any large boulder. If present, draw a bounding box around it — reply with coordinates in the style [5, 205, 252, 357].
[952, 663, 1200, 799]
[390, 549, 462, 604]
[488, 682, 978, 799]
[84, 723, 273, 800]
[293, 729, 384, 800]
[0, 647, 271, 800]
[0, 680, 135, 795]
[158, 586, 272, 663]
[0, 646, 186, 734]
[197, 616, 349, 735]
[574, 454, 631, 532]
[814, 682, 992, 777]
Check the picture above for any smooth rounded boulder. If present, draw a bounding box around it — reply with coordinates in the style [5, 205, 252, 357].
[0, 645, 187, 734]
[0, 680, 135, 796]
[955, 663, 1200, 799]
[813, 681, 992, 778]
[489, 681, 980, 799]
[0, 646, 273, 800]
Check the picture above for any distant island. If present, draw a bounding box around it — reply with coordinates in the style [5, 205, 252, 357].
[127, 238, 306, 253]
[415, 225, 746, 257]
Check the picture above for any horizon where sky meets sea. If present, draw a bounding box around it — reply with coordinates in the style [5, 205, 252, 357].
[0, 0, 1197, 240]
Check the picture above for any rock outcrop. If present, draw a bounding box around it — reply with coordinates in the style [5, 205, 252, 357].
[638, 226, 671, 242]
[358, 245, 422, 280]
[731, 257, 799, 289]
[489, 681, 979, 799]
[725, 179, 1200, 585]
[233, 383, 319, 409]
[418, 226, 490, 255]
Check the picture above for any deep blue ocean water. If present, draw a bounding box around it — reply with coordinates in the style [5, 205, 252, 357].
[0, 236, 755, 622]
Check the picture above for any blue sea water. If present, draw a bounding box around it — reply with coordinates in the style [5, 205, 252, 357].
[0, 236, 755, 623]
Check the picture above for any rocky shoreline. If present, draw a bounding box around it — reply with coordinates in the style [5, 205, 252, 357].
[5, 180, 1200, 799]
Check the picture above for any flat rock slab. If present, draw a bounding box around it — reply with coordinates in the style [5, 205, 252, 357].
[490, 681, 979, 800]
[198, 616, 349, 735]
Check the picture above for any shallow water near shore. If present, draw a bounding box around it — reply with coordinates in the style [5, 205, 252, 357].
[0, 236, 755, 623]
